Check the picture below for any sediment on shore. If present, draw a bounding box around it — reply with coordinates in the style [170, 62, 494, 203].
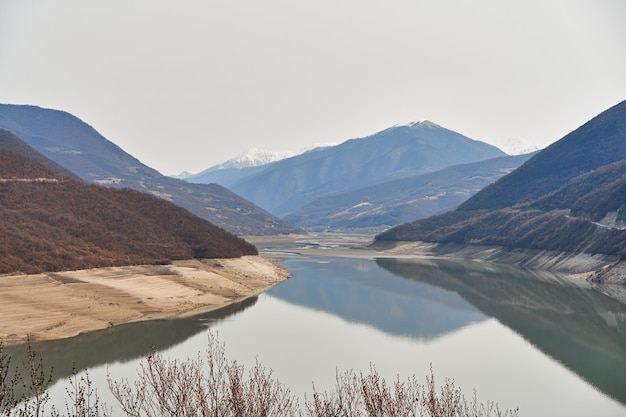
[0, 256, 290, 343]
[370, 240, 626, 286]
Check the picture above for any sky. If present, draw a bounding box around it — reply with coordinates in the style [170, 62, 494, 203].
[1, 1, 625, 176]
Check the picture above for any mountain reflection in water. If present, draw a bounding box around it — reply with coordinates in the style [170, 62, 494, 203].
[268, 257, 486, 341]
[375, 257, 626, 406]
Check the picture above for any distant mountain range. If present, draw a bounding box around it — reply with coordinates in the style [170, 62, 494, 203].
[0, 104, 302, 236]
[188, 120, 507, 219]
[284, 152, 535, 231]
[375, 100, 626, 274]
[0, 129, 257, 274]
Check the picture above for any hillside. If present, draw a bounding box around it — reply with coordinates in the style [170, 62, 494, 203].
[0, 104, 301, 236]
[284, 153, 534, 231]
[204, 121, 506, 217]
[458, 100, 626, 211]
[0, 136, 257, 274]
[375, 101, 626, 267]
[186, 164, 273, 189]
[0, 129, 78, 178]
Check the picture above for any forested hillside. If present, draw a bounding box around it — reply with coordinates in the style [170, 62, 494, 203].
[0, 133, 257, 274]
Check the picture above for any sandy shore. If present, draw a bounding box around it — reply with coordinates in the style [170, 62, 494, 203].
[0, 256, 290, 343]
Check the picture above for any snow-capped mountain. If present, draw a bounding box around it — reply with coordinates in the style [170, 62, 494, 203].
[184, 145, 337, 187]
[183, 148, 294, 187]
[227, 121, 506, 217]
[207, 147, 293, 172]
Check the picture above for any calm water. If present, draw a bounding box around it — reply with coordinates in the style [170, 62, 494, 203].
[6, 255, 626, 416]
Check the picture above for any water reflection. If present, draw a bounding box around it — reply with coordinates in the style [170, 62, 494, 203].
[4, 254, 625, 414]
[268, 257, 486, 340]
[375, 257, 626, 406]
[4, 297, 258, 390]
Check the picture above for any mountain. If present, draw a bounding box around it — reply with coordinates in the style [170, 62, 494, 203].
[183, 148, 291, 187]
[0, 130, 257, 274]
[184, 146, 330, 187]
[207, 147, 292, 170]
[185, 164, 274, 189]
[458, 101, 626, 211]
[0, 104, 301, 235]
[215, 121, 506, 217]
[284, 153, 535, 231]
[0, 128, 78, 178]
[375, 101, 626, 269]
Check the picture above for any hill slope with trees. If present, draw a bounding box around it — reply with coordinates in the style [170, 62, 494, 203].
[375, 101, 626, 265]
[0, 131, 257, 274]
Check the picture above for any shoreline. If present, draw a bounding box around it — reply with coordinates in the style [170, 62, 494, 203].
[248, 233, 625, 282]
[247, 233, 626, 303]
[3, 234, 624, 344]
[0, 255, 290, 344]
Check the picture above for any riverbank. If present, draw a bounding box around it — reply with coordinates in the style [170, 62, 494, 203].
[247, 233, 626, 303]
[0, 256, 290, 343]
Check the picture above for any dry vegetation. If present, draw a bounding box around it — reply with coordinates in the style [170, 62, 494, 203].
[0, 149, 257, 275]
[378, 208, 626, 259]
[0, 334, 519, 417]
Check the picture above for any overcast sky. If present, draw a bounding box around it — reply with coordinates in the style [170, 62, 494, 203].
[1, 1, 625, 175]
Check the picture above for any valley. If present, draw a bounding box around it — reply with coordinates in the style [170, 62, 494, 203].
[2, 4, 625, 415]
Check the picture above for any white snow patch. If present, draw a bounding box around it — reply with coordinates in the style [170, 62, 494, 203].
[330, 202, 373, 218]
[422, 191, 447, 200]
[213, 147, 294, 170]
[94, 177, 122, 185]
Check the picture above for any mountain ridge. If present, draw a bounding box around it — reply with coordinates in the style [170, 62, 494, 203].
[216, 121, 506, 217]
[284, 152, 535, 231]
[458, 100, 626, 211]
[0, 104, 302, 236]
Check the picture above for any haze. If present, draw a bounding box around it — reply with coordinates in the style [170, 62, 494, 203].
[1, 0, 625, 175]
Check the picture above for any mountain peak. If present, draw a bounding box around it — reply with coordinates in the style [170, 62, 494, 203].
[409, 120, 441, 129]
[209, 147, 292, 171]
[391, 120, 441, 130]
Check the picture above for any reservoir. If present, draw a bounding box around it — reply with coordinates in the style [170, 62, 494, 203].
[5, 252, 626, 416]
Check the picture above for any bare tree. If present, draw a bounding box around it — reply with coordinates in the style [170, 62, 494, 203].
[107, 331, 300, 417]
[50, 369, 111, 417]
[12, 342, 53, 417]
[0, 334, 518, 417]
[305, 365, 519, 417]
[0, 340, 19, 414]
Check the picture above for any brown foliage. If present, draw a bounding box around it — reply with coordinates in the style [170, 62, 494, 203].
[0, 151, 257, 274]
[378, 208, 626, 257]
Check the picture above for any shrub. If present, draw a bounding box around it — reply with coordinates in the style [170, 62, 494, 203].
[1, 334, 519, 417]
